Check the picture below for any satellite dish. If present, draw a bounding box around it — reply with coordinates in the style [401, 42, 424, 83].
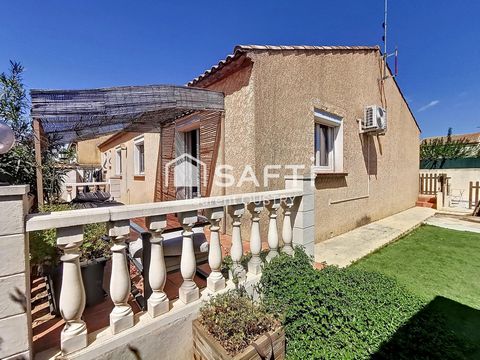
[0, 122, 15, 154]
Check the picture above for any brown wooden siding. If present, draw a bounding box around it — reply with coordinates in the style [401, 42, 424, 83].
[154, 111, 222, 202]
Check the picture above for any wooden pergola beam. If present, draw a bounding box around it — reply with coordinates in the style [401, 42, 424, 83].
[30, 85, 225, 144]
[33, 118, 44, 208]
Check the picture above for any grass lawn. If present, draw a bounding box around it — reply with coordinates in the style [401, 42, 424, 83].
[353, 224, 480, 358]
[353, 224, 480, 308]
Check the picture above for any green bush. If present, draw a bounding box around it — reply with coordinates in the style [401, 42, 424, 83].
[222, 249, 269, 276]
[29, 204, 109, 268]
[258, 247, 468, 359]
[198, 289, 279, 355]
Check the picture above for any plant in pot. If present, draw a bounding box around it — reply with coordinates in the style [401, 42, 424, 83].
[29, 204, 110, 314]
[193, 289, 285, 360]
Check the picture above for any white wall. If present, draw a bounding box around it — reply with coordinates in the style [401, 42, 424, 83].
[421, 168, 480, 208]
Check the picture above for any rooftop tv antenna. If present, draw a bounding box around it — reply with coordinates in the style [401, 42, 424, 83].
[382, 0, 398, 80]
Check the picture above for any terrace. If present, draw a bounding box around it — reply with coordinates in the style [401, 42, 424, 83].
[0, 84, 317, 359]
[1, 176, 315, 359]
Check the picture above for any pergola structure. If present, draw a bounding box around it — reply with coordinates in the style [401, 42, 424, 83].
[30, 85, 224, 206]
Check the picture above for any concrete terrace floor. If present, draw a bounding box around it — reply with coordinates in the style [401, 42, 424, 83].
[315, 207, 437, 267]
[425, 214, 480, 233]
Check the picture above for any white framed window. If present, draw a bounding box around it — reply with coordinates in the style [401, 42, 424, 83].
[313, 109, 343, 172]
[134, 136, 145, 175]
[115, 147, 122, 175]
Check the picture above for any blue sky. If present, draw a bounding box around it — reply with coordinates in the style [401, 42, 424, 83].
[1, 0, 479, 137]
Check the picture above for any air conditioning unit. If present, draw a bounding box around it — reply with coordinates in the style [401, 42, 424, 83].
[362, 105, 387, 134]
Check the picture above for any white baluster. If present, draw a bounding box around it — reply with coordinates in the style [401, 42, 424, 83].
[57, 226, 87, 354]
[266, 199, 281, 262]
[247, 202, 264, 275]
[66, 185, 73, 202]
[178, 211, 200, 304]
[228, 204, 246, 282]
[282, 197, 294, 255]
[205, 207, 226, 292]
[107, 220, 134, 334]
[145, 215, 169, 317]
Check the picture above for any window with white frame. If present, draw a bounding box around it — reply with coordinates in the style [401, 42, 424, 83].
[115, 147, 122, 175]
[313, 109, 343, 172]
[134, 137, 145, 175]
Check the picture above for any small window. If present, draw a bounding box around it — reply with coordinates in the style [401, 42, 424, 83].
[115, 147, 122, 175]
[315, 124, 334, 168]
[134, 137, 145, 175]
[313, 109, 343, 172]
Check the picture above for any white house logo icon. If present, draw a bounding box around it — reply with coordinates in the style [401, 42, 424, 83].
[164, 153, 208, 191]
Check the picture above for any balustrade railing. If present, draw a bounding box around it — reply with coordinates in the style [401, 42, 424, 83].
[25, 181, 312, 355]
[65, 182, 109, 201]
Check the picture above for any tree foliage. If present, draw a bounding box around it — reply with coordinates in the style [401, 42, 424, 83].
[0, 61, 74, 203]
[420, 127, 480, 161]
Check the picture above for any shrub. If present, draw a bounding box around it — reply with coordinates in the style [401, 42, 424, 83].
[29, 204, 109, 268]
[258, 247, 468, 359]
[198, 289, 279, 355]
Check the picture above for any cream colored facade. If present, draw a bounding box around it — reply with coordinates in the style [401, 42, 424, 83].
[97, 47, 420, 243]
[75, 135, 111, 165]
[201, 48, 420, 242]
[98, 132, 160, 204]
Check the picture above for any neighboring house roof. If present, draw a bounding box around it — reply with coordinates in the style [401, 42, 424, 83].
[188, 44, 420, 132]
[97, 131, 141, 151]
[422, 132, 480, 145]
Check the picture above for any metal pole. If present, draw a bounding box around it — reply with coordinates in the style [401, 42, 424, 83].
[384, 0, 388, 78]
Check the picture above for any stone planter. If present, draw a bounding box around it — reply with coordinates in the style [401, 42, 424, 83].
[193, 320, 285, 360]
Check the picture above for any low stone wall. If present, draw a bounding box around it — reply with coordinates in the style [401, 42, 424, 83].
[0, 185, 32, 359]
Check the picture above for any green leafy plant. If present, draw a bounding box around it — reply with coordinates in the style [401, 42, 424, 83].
[258, 247, 469, 359]
[198, 289, 279, 355]
[420, 127, 480, 162]
[0, 61, 75, 203]
[222, 250, 269, 275]
[29, 204, 110, 270]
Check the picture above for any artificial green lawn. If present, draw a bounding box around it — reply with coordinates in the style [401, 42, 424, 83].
[353, 224, 480, 308]
[353, 224, 480, 357]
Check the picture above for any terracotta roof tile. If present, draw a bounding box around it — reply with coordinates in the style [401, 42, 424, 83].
[188, 44, 380, 86]
[422, 132, 480, 144]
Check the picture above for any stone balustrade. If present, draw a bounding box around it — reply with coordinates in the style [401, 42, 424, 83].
[65, 182, 109, 201]
[19, 176, 315, 357]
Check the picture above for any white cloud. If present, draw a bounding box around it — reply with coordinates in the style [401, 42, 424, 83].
[418, 100, 440, 112]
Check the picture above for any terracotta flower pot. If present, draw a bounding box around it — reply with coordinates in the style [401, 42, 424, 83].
[193, 319, 285, 360]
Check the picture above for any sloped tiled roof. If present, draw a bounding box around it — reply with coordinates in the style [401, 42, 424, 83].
[188, 45, 380, 86]
[422, 132, 480, 144]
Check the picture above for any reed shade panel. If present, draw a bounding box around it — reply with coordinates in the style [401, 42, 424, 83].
[30, 85, 224, 143]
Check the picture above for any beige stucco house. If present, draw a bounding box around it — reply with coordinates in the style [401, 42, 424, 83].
[59, 135, 111, 201]
[97, 45, 420, 243]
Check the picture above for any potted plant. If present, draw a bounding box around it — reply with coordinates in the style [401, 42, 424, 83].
[193, 289, 285, 360]
[29, 204, 110, 314]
